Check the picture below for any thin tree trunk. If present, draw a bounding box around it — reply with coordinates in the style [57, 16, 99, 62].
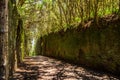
[58, 0, 63, 28]
[16, 19, 23, 67]
[94, 0, 99, 25]
[119, 0, 120, 13]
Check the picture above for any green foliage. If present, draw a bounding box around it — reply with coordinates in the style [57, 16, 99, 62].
[18, 0, 120, 35]
[17, 0, 120, 56]
[75, 17, 81, 22]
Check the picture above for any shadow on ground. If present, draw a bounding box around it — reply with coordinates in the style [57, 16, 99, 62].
[10, 56, 119, 80]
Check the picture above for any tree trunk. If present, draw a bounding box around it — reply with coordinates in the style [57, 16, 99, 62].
[16, 19, 23, 67]
[0, 0, 9, 80]
[94, 0, 99, 25]
[118, 0, 120, 14]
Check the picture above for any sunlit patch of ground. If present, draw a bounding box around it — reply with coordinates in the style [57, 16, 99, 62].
[11, 56, 119, 80]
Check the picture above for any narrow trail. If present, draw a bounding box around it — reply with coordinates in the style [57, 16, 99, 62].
[11, 56, 119, 80]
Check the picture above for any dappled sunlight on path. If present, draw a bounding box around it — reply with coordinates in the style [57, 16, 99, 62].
[11, 56, 119, 80]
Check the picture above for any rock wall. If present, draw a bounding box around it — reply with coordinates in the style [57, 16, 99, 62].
[36, 15, 120, 75]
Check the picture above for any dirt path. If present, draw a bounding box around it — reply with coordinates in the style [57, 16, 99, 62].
[11, 56, 119, 80]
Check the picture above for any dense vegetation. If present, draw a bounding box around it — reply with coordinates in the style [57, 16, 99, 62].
[0, 0, 120, 79]
[18, 0, 120, 55]
[20, 0, 120, 34]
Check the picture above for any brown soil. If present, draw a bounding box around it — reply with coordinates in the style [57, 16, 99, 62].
[10, 56, 119, 80]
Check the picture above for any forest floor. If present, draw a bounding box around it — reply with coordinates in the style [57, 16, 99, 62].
[11, 56, 119, 80]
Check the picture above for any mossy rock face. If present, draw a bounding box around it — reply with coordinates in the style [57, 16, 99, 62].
[35, 17, 120, 75]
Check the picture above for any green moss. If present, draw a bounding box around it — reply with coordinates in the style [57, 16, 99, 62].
[35, 17, 120, 75]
